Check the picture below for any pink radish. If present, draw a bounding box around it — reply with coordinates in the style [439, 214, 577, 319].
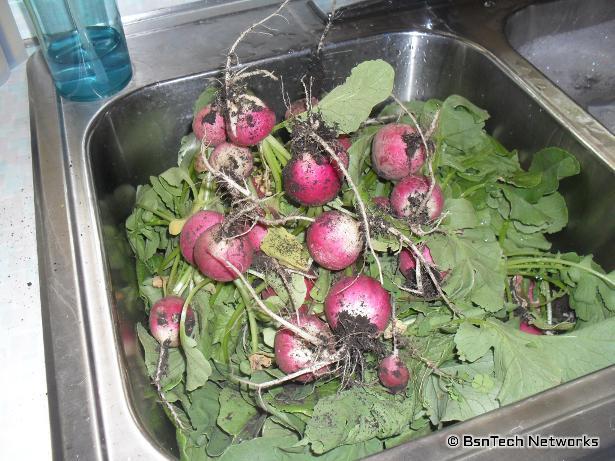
[283, 151, 341, 206]
[324, 275, 391, 333]
[390, 175, 444, 221]
[372, 123, 425, 180]
[227, 96, 276, 146]
[247, 223, 268, 251]
[306, 211, 364, 271]
[194, 223, 253, 282]
[337, 135, 352, 151]
[285, 97, 319, 120]
[209, 142, 254, 178]
[520, 321, 543, 335]
[180, 210, 224, 265]
[398, 246, 442, 280]
[192, 105, 226, 147]
[274, 313, 332, 383]
[378, 354, 410, 393]
[149, 296, 194, 347]
[261, 276, 315, 302]
[331, 142, 350, 180]
[372, 196, 390, 210]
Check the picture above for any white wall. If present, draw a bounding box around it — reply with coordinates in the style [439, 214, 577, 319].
[9, 0, 200, 39]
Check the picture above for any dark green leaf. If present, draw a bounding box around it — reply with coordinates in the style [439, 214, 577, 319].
[527, 147, 580, 200]
[217, 388, 258, 436]
[304, 387, 415, 453]
[455, 318, 615, 405]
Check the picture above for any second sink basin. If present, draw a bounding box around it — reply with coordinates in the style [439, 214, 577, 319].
[506, 0, 615, 133]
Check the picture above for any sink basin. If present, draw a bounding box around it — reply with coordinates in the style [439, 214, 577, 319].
[506, 0, 615, 133]
[29, 1, 615, 460]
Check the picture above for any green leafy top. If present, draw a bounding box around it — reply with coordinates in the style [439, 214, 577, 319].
[316, 60, 394, 133]
[119, 61, 615, 461]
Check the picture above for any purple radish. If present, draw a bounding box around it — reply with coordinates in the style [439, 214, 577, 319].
[194, 223, 253, 282]
[283, 151, 341, 206]
[180, 210, 224, 265]
[324, 275, 391, 333]
[149, 296, 195, 347]
[306, 211, 364, 271]
[390, 175, 444, 221]
[378, 354, 410, 393]
[193, 105, 226, 147]
[372, 123, 425, 180]
[227, 96, 276, 146]
[274, 313, 332, 383]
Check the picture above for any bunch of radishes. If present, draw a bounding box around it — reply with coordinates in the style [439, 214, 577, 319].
[146, 79, 459, 396]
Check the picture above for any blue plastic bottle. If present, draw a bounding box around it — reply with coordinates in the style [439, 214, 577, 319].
[24, 0, 132, 101]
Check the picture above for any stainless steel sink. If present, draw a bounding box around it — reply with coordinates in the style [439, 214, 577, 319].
[29, 0, 615, 460]
[506, 0, 615, 133]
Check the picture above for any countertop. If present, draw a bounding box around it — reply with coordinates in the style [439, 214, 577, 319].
[0, 58, 52, 459]
[2, 3, 198, 459]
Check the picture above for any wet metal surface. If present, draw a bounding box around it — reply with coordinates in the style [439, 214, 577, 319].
[507, 0, 615, 133]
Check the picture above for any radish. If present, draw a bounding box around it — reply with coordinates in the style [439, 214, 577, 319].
[193, 105, 226, 147]
[194, 151, 208, 174]
[390, 175, 444, 222]
[337, 135, 352, 151]
[247, 223, 268, 251]
[398, 245, 439, 279]
[149, 296, 194, 347]
[179, 210, 224, 265]
[306, 211, 364, 271]
[331, 142, 350, 181]
[372, 196, 390, 210]
[194, 223, 254, 281]
[227, 96, 276, 146]
[324, 275, 391, 333]
[378, 354, 410, 393]
[261, 276, 315, 302]
[372, 123, 425, 180]
[283, 151, 341, 206]
[209, 142, 254, 178]
[274, 313, 332, 382]
[285, 97, 319, 120]
[520, 321, 543, 335]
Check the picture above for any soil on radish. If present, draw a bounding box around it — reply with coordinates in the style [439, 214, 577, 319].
[156, 310, 195, 336]
[404, 194, 430, 225]
[401, 132, 422, 159]
[334, 311, 386, 357]
[366, 212, 390, 237]
[202, 108, 218, 125]
[289, 112, 338, 156]
[404, 266, 442, 300]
